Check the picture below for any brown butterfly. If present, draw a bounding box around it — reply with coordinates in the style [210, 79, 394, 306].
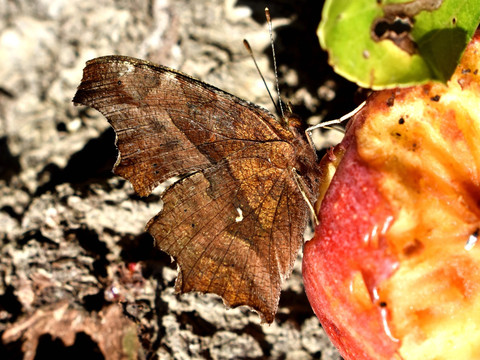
[73, 55, 321, 323]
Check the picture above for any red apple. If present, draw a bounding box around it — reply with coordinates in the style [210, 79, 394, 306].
[303, 32, 480, 360]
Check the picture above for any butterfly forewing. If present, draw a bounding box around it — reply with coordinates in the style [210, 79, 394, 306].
[73, 55, 319, 323]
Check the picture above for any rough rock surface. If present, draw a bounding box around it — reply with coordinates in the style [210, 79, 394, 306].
[0, 0, 356, 358]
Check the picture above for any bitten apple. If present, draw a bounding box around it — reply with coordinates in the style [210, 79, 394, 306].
[303, 32, 480, 360]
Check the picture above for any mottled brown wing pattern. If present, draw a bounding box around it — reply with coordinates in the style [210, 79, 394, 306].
[73, 55, 319, 322]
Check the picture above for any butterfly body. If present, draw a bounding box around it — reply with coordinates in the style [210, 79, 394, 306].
[73, 55, 321, 323]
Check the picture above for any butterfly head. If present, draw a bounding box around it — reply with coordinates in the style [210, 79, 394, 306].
[285, 112, 303, 132]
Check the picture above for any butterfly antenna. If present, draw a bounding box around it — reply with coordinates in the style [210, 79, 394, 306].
[243, 39, 280, 115]
[265, 7, 285, 118]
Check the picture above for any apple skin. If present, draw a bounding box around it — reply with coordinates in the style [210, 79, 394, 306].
[303, 33, 480, 360]
[303, 106, 399, 359]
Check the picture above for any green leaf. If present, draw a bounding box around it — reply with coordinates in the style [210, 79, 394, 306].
[319, 0, 480, 89]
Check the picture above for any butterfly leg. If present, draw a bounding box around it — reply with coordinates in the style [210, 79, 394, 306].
[292, 168, 319, 227]
[305, 101, 366, 148]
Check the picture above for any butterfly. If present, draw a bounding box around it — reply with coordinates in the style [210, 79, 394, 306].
[73, 55, 321, 323]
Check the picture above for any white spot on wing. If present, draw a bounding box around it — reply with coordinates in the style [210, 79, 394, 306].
[235, 207, 243, 222]
[118, 62, 135, 77]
